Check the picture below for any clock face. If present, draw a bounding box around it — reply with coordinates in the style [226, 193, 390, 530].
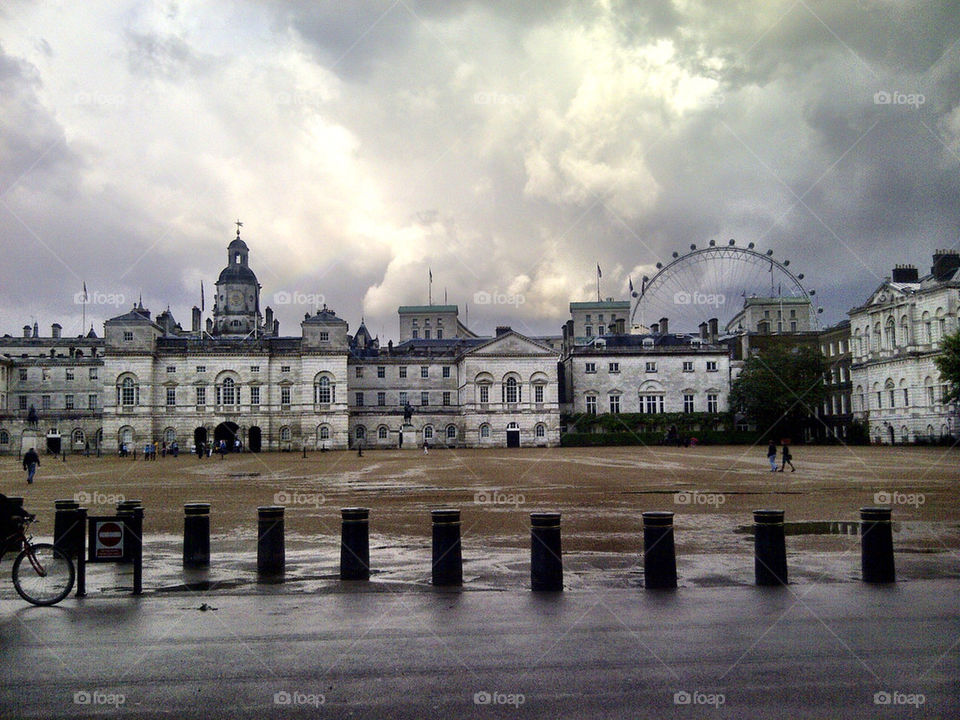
[229, 290, 244, 307]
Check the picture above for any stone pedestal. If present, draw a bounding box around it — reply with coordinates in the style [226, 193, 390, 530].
[399, 423, 417, 449]
[20, 428, 42, 457]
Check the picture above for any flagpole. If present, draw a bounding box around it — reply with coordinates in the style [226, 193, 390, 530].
[81, 282, 86, 335]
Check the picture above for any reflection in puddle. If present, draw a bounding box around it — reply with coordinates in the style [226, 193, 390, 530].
[735, 520, 901, 536]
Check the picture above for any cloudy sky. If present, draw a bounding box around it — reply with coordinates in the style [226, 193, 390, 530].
[1, 0, 958, 342]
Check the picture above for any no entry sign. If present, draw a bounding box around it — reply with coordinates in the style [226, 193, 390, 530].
[92, 519, 124, 560]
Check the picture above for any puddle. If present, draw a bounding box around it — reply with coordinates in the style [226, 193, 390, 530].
[734, 520, 899, 536]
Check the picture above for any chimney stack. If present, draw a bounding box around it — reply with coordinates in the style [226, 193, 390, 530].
[51, 323, 61, 339]
[615, 318, 626, 334]
[699, 321, 708, 340]
[206, 318, 213, 334]
[708, 318, 718, 343]
[496, 325, 511, 337]
[650, 322, 659, 334]
[931, 250, 960, 282]
[264, 306, 274, 333]
[192, 306, 201, 333]
[891, 264, 919, 283]
[273, 319, 279, 335]
[659, 317, 668, 334]
[32, 322, 38, 338]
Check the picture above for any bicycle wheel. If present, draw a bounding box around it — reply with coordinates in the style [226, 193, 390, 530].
[12, 543, 75, 606]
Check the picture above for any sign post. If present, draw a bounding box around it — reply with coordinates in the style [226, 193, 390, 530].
[87, 508, 144, 595]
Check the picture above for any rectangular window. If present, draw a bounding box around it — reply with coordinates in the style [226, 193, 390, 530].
[585, 395, 597, 415]
[19, 396, 27, 410]
[319, 331, 329, 342]
[89, 368, 98, 380]
[399, 391, 408, 405]
[421, 391, 429, 406]
[281, 386, 291, 405]
[249, 366, 258, 373]
[197, 366, 206, 373]
[535, 385, 544, 403]
[65, 394, 74, 410]
[399, 367, 407, 378]
[123, 331, 133, 342]
[645, 361, 657, 373]
[18, 369, 27, 382]
[609, 394, 620, 414]
[355, 392, 364, 407]
[903, 388, 909, 406]
[585, 314, 592, 323]
[196, 387, 206, 405]
[356, 366, 363, 378]
[683, 394, 694, 413]
[424, 329, 431, 339]
[585, 362, 596, 374]
[479, 385, 489, 404]
[421, 366, 429, 378]
[706, 361, 718, 372]
[436, 329, 443, 339]
[42, 395, 51, 411]
[377, 391, 386, 406]
[442, 366, 450, 378]
[442, 391, 451, 406]
[89, 394, 98, 409]
[640, 395, 664, 414]
[250, 386, 260, 405]
[682, 361, 693, 372]
[707, 394, 718, 413]
[281, 366, 291, 373]
[65, 368, 74, 381]
[412, 329, 419, 339]
[608, 362, 619, 373]
[166, 388, 176, 406]
[598, 314, 604, 324]
[166, 366, 176, 373]
[585, 326, 593, 338]
[790, 322, 797, 332]
[377, 366, 385, 378]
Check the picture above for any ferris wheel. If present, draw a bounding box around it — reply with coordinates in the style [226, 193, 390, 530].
[630, 240, 822, 334]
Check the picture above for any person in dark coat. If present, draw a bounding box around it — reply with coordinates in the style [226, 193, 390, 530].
[22, 448, 40, 484]
[766, 442, 777, 472]
[779, 443, 795, 472]
[0, 493, 33, 544]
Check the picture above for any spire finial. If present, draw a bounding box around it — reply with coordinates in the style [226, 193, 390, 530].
[235, 219, 243, 236]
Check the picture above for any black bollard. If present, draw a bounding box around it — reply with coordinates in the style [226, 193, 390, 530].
[340, 508, 370, 581]
[53, 499, 83, 558]
[75, 507, 87, 596]
[257, 506, 285, 582]
[530, 512, 563, 591]
[642, 511, 677, 589]
[860, 506, 895, 583]
[754, 509, 787, 586]
[431, 509, 463, 587]
[183, 503, 211, 568]
[117, 499, 143, 514]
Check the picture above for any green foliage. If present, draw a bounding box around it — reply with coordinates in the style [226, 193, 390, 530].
[563, 411, 730, 436]
[934, 330, 960, 404]
[729, 340, 827, 441]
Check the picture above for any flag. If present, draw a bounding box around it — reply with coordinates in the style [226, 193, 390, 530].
[628, 277, 633, 293]
[429, 268, 433, 282]
[82, 281, 88, 302]
[201, 281, 205, 312]
[597, 264, 602, 278]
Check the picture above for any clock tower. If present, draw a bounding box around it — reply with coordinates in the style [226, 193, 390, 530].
[212, 222, 263, 336]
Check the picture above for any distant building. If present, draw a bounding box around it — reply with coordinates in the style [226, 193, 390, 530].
[724, 296, 820, 361]
[816, 319, 853, 441]
[849, 252, 960, 443]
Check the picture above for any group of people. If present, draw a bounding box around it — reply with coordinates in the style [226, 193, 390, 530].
[767, 441, 795, 472]
[195, 438, 242, 459]
[663, 426, 698, 448]
[118, 440, 180, 460]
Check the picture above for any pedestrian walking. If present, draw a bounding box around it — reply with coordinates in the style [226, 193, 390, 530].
[779, 443, 795, 472]
[22, 447, 40, 484]
[766, 442, 778, 472]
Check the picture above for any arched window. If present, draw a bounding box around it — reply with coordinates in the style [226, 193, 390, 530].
[314, 375, 334, 404]
[72, 429, 85, 446]
[221, 377, 237, 405]
[119, 426, 134, 445]
[378, 426, 388, 440]
[535, 423, 546, 438]
[118, 375, 138, 406]
[0, 430, 8, 445]
[503, 376, 519, 404]
[446, 424, 457, 440]
[885, 378, 895, 408]
[423, 425, 434, 440]
[279, 426, 292, 442]
[319, 425, 330, 440]
[884, 318, 896, 350]
[163, 428, 176, 444]
[479, 424, 491, 438]
[355, 426, 366, 440]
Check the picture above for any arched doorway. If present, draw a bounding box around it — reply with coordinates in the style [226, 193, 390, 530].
[506, 422, 520, 448]
[887, 425, 895, 445]
[214, 422, 240, 451]
[194, 427, 208, 452]
[249, 426, 262, 453]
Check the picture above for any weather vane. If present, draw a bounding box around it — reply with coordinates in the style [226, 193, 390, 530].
[235, 219, 243, 236]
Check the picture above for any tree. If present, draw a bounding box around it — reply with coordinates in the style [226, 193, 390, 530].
[730, 341, 827, 441]
[934, 330, 960, 404]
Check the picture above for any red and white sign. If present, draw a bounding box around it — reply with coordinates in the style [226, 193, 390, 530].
[94, 520, 124, 559]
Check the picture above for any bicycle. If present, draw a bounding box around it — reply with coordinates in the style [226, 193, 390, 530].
[2, 517, 75, 606]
